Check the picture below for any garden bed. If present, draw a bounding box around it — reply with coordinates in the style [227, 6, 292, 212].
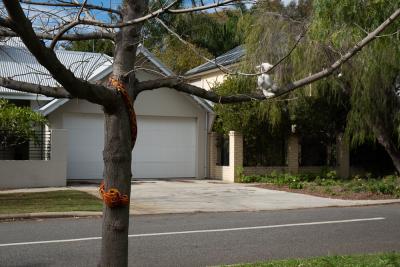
[240, 172, 400, 200]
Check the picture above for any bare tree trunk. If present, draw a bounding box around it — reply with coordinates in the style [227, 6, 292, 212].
[100, 107, 133, 267]
[99, 0, 146, 265]
[372, 122, 400, 174]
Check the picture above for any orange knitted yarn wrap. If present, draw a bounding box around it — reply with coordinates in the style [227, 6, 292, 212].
[99, 182, 129, 208]
[99, 77, 135, 208]
[108, 76, 137, 148]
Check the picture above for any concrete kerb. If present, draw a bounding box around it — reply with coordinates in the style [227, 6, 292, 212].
[0, 211, 102, 221]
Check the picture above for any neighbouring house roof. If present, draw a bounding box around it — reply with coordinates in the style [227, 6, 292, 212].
[0, 38, 112, 100]
[185, 46, 245, 76]
[0, 38, 213, 114]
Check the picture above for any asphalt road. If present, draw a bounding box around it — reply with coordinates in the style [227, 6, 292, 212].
[1, 204, 399, 267]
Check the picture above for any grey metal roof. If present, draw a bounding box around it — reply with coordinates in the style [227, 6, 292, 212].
[0, 38, 112, 98]
[185, 46, 245, 76]
[0, 38, 213, 114]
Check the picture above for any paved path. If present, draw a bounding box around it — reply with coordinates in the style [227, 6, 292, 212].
[1, 204, 399, 266]
[74, 180, 400, 214]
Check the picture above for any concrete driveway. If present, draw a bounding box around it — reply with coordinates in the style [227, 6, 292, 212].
[75, 179, 400, 215]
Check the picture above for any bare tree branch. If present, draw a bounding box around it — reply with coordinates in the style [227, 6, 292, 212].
[157, 15, 307, 77]
[3, 0, 118, 107]
[0, 17, 13, 28]
[0, 27, 115, 40]
[20, 0, 122, 16]
[274, 7, 400, 97]
[137, 7, 400, 103]
[136, 77, 265, 103]
[168, 0, 240, 13]
[0, 77, 71, 98]
[49, 20, 80, 49]
[155, 17, 231, 74]
[39, 0, 239, 29]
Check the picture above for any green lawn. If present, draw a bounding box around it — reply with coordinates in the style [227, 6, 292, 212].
[226, 252, 400, 267]
[0, 190, 103, 214]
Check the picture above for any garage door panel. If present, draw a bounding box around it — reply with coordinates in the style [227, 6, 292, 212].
[132, 116, 197, 178]
[64, 113, 197, 179]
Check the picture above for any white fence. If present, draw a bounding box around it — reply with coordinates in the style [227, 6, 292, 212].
[0, 129, 67, 189]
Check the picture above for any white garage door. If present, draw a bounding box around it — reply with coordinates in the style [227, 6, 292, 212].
[64, 113, 197, 179]
[132, 116, 196, 178]
[64, 113, 104, 180]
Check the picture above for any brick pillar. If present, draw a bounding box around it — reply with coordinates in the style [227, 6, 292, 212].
[337, 133, 350, 179]
[208, 132, 218, 179]
[287, 134, 299, 174]
[229, 131, 243, 182]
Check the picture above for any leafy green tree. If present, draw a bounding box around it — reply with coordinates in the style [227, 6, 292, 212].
[213, 0, 314, 138]
[215, 0, 400, 172]
[144, 7, 248, 73]
[0, 99, 47, 146]
[65, 39, 114, 56]
[173, 10, 246, 57]
[297, 0, 400, 171]
[153, 37, 213, 75]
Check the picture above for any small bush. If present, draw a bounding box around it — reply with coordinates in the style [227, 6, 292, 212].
[239, 175, 261, 183]
[289, 181, 304, 189]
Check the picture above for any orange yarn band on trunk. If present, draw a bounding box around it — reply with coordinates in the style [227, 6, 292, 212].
[99, 182, 129, 208]
[99, 77, 135, 208]
[108, 77, 137, 148]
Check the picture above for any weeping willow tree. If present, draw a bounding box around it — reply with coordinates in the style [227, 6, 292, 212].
[214, 0, 400, 172]
[297, 0, 400, 172]
[213, 0, 315, 165]
[214, 0, 299, 131]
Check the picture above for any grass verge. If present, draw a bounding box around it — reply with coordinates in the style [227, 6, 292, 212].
[226, 252, 400, 267]
[0, 190, 102, 214]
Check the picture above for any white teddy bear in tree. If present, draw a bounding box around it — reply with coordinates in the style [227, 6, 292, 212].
[256, 62, 278, 98]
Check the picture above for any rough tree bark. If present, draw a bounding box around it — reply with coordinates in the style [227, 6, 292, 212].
[100, 0, 146, 266]
[372, 121, 400, 173]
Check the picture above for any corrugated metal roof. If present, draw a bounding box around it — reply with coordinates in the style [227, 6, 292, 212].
[185, 46, 245, 76]
[0, 38, 112, 98]
[0, 38, 213, 114]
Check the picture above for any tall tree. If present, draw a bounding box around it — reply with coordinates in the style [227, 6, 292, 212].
[218, 0, 400, 173]
[291, 0, 400, 171]
[145, 7, 247, 73]
[0, 0, 398, 265]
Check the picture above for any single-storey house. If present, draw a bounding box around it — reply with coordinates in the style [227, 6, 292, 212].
[0, 38, 214, 188]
